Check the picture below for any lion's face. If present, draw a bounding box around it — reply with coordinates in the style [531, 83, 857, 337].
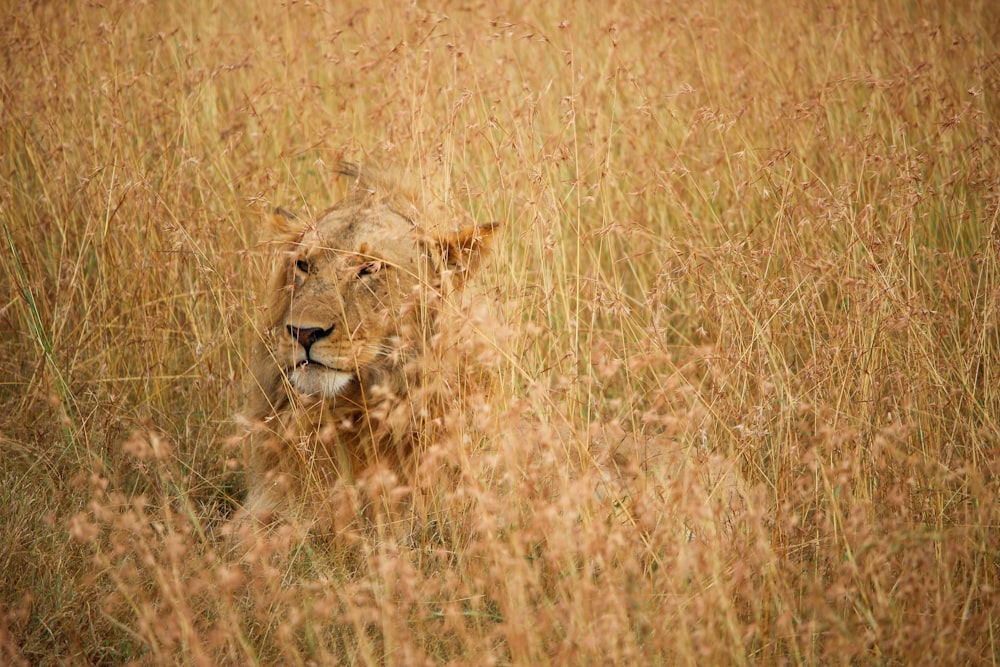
[273, 203, 428, 400]
[259, 185, 495, 405]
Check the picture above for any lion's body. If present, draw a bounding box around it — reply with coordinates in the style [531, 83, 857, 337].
[241, 165, 495, 525]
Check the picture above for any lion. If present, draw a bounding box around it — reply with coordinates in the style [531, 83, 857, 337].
[240, 163, 497, 527]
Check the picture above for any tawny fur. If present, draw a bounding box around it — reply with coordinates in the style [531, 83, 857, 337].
[241, 164, 496, 526]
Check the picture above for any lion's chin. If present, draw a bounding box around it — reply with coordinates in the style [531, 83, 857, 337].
[288, 365, 354, 398]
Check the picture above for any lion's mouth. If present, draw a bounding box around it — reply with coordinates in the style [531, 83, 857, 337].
[294, 358, 331, 370]
[292, 354, 348, 371]
[287, 360, 355, 398]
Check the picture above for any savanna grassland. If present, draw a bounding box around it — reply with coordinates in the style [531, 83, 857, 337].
[2, 1, 999, 664]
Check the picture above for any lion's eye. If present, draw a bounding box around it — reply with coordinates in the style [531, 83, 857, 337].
[295, 259, 311, 274]
[357, 261, 382, 278]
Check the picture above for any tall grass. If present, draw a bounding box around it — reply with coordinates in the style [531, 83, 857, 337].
[1, 0, 997, 664]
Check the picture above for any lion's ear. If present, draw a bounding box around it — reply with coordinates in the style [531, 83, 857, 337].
[430, 222, 499, 288]
[264, 207, 306, 244]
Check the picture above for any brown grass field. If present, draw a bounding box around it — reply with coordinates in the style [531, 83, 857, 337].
[2, 1, 999, 664]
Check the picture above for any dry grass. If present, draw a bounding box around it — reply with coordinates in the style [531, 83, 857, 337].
[2, 0, 998, 664]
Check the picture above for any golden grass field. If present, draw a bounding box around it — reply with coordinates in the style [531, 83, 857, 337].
[2, 0, 999, 664]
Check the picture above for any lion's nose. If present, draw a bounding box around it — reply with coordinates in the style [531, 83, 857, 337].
[286, 325, 334, 351]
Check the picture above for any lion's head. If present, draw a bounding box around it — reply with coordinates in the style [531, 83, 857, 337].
[249, 165, 496, 415]
[268, 196, 426, 404]
[242, 164, 496, 522]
